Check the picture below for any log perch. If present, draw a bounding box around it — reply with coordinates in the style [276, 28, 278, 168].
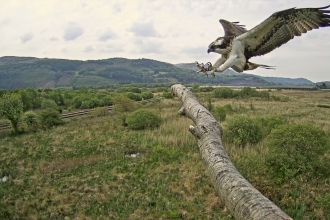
[171, 84, 292, 220]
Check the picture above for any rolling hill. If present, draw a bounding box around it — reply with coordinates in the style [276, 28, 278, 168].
[0, 56, 314, 89]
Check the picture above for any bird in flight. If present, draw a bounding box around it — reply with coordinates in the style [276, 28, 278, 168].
[198, 5, 330, 78]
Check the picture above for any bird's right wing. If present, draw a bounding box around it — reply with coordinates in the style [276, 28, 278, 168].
[236, 5, 330, 59]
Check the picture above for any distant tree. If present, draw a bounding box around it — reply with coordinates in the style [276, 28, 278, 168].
[126, 92, 142, 101]
[0, 93, 24, 133]
[129, 87, 142, 93]
[0, 89, 7, 98]
[112, 95, 137, 113]
[41, 98, 58, 110]
[21, 111, 39, 132]
[141, 91, 153, 99]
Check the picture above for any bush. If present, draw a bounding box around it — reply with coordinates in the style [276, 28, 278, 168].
[21, 111, 39, 132]
[257, 116, 286, 137]
[266, 124, 330, 180]
[112, 96, 137, 113]
[239, 87, 259, 98]
[162, 92, 174, 99]
[141, 91, 153, 100]
[126, 92, 142, 101]
[213, 106, 226, 122]
[199, 86, 214, 92]
[126, 109, 162, 130]
[224, 116, 263, 147]
[223, 104, 234, 114]
[41, 98, 58, 110]
[213, 87, 234, 98]
[39, 109, 64, 128]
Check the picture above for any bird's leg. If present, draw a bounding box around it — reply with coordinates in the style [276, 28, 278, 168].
[216, 54, 237, 72]
[207, 57, 226, 78]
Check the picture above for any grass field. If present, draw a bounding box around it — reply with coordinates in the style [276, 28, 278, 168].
[1, 89, 330, 219]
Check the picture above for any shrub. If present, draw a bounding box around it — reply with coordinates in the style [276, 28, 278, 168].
[213, 106, 226, 122]
[223, 104, 234, 114]
[266, 124, 330, 180]
[21, 111, 39, 132]
[41, 98, 58, 110]
[126, 109, 162, 130]
[102, 96, 113, 106]
[129, 87, 141, 93]
[199, 86, 214, 92]
[141, 91, 153, 100]
[112, 96, 137, 113]
[224, 116, 263, 147]
[0, 93, 24, 133]
[126, 92, 142, 101]
[257, 116, 286, 137]
[39, 109, 64, 128]
[162, 92, 174, 99]
[213, 87, 234, 98]
[239, 87, 259, 98]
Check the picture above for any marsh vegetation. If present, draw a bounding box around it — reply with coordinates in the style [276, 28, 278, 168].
[1, 87, 330, 219]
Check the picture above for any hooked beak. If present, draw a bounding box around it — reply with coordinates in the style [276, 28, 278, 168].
[207, 48, 213, 54]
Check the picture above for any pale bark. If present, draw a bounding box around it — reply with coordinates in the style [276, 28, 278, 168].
[171, 84, 292, 220]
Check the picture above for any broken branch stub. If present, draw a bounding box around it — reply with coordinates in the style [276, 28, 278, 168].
[171, 84, 292, 220]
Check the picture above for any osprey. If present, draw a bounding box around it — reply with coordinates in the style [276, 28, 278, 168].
[201, 5, 330, 78]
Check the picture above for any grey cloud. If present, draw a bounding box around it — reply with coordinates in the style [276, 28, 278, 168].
[112, 3, 124, 13]
[128, 22, 159, 37]
[49, 36, 59, 41]
[83, 46, 94, 53]
[20, 33, 34, 43]
[99, 29, 116, 42]
[63, 22, 84, 41]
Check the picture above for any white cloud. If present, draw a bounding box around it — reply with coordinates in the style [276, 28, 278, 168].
[63, 22, 84, 41]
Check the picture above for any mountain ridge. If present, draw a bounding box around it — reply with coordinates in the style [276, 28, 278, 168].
[0, 56, 316, 89]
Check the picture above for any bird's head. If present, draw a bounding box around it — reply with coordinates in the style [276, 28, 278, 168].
[207, 37, 227, 54]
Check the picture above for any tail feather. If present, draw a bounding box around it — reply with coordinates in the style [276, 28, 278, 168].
[245, 62, 275, 71]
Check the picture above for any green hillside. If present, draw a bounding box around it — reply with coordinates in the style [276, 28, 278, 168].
[0, 56, 270, 89]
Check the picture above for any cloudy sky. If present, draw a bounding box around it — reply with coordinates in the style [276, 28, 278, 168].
[1, 0, 329, 82]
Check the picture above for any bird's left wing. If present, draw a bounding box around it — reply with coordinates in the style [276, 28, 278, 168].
[238, 5, 330, 59]
[219, 19, 247, 36]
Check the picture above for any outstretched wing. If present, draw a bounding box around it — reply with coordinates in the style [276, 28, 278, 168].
[219, 19, 247, 37]
[238, 5, 330, 59]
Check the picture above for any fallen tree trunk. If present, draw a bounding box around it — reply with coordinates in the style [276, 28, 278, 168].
[171, 84, 292, 220]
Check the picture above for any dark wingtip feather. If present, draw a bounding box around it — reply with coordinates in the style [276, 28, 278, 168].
[318, 5, 330, 10]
